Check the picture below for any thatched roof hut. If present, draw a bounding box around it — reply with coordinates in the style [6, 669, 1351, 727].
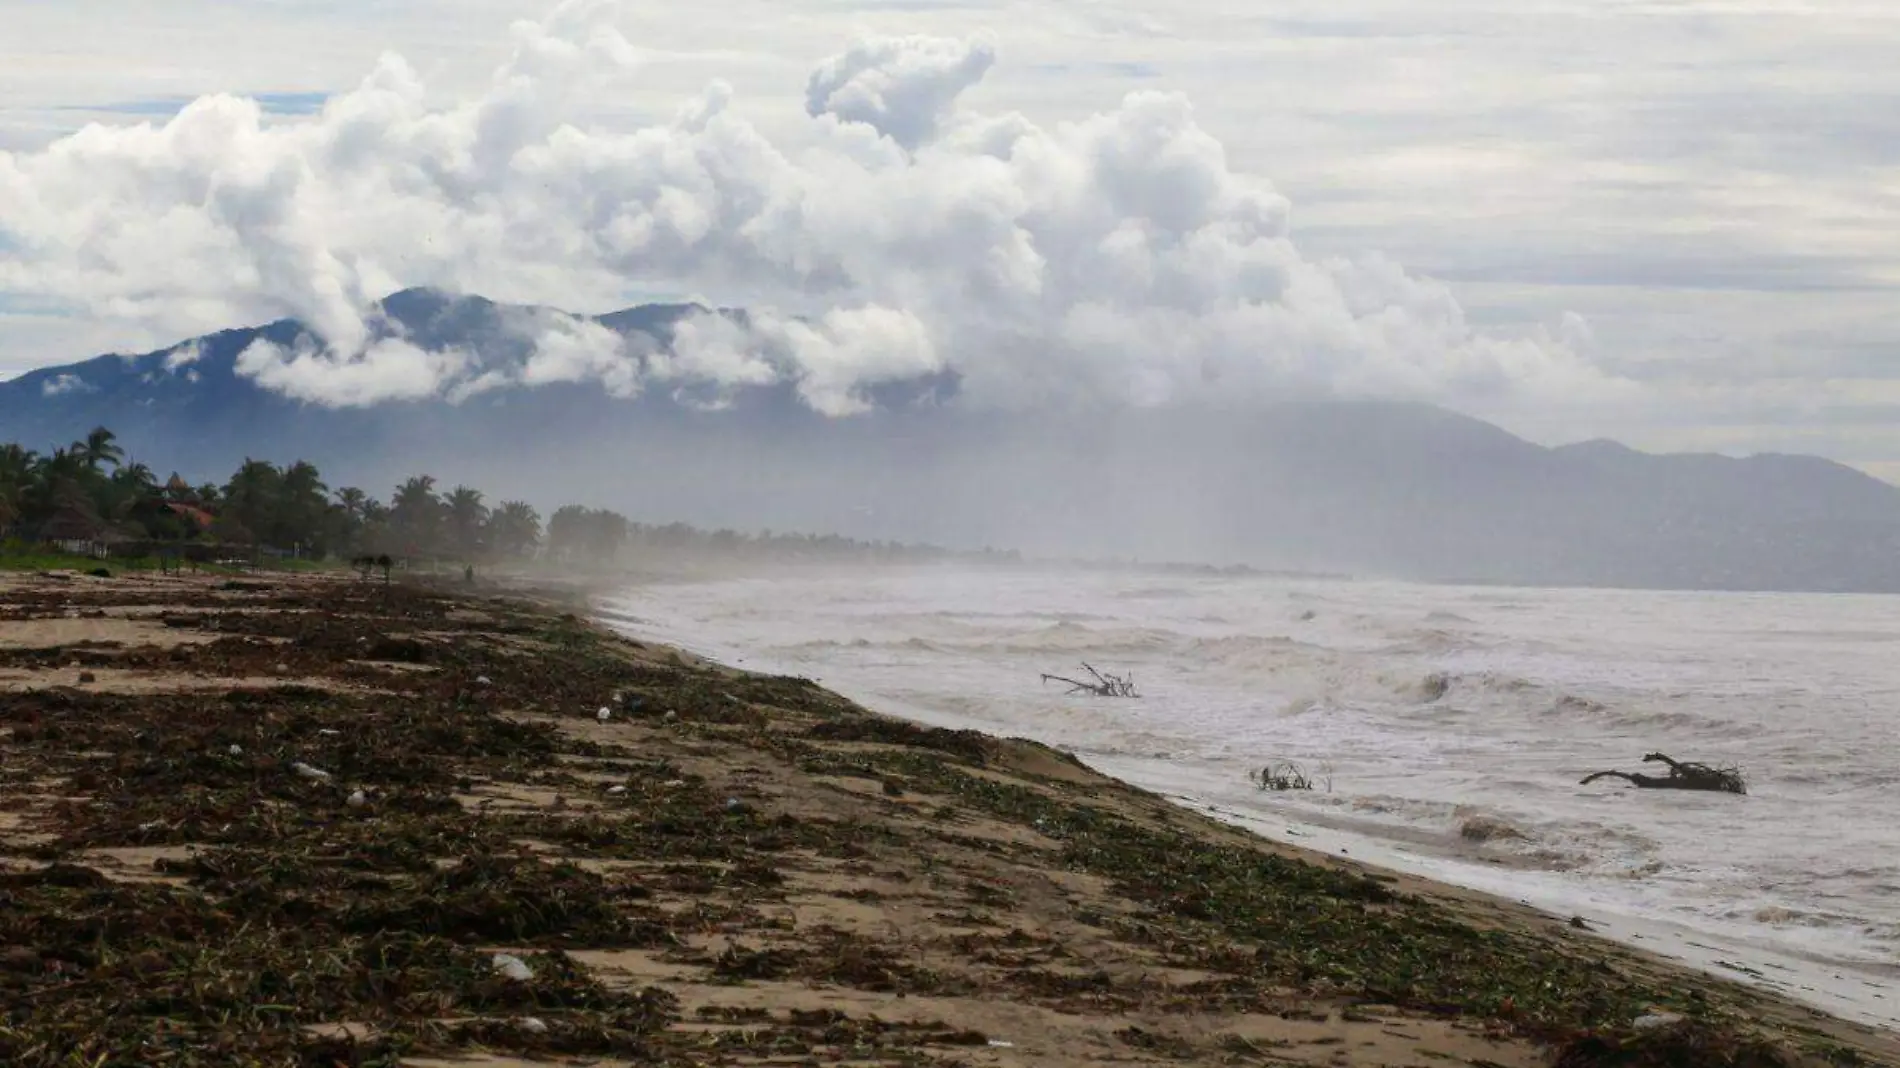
[38, 499, 107, 543]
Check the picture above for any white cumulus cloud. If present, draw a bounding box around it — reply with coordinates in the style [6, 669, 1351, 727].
[235, 335, 473, 407]
[0, 0, 1632, 418]
[805, 34, 996, 152]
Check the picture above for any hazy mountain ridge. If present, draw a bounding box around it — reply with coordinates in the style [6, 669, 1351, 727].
[7, 289, 1900, 593]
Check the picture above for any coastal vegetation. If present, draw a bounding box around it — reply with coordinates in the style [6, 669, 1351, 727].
[0, 426, 1018, 570]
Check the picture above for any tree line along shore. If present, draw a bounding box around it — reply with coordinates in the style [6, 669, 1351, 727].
[0, 565, 1894, 1066]
[0, 425, 1021, 571]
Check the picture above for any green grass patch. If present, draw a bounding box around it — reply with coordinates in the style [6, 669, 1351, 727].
[0, 548, 156, 573]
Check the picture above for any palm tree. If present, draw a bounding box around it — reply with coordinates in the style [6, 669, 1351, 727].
[102, 461, 159, 526]
[72, 426, 123, 473]
[486, 500, 542, 558]
[279, 461, 331, 553]
[222, 459, 284, 545]
[444, 486, 489, 559]
[0, 444, 38, 531]
[283, 461, 328, 505]
[547, 504, 587, 561]
[334, 487, 370, 521]
[0, 444, 36, 487]
[546, 505, 629, 563]
[331, 487, 371, 553]
[389, 475, 444, 557]
[21, 448, 87, 525]
[113, 462, 157, 491]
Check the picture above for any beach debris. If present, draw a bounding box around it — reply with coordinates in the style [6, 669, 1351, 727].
[317, 729, 340, 737]
[1250, 762, 1314, 791]
[607, 785, 628, 795]
[227, 744, 243, 757]
[1580, 752, 1746, 795]
[346, 789, 368, 808]
[1459, 816, 1526, 843]
[1040, 662, 1139, 698]
[597, 705, 612, 723]
[518, 1016, 550, 1034]
[475, 675, 492, 686]
[492, 953, 534, 981]
[291, 761, 333, 782]
[663, 710, 678, 722]
[1632, 1011, 1686, 1031]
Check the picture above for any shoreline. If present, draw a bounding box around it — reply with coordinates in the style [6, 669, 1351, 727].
[1171, 791, 1900, 1030]
[586, 587, 1900, 1063]
[1, 568, 1893, 1066]
[591, 571, 1900, 1033]
[601, 611, 1900, 1033]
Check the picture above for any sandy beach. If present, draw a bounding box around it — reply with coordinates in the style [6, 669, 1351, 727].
[1, 568, 1894, 1067]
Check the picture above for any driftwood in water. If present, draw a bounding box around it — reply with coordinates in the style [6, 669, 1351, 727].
[1580, 752, 1746, 795]
[1041, 662, 1138, 698]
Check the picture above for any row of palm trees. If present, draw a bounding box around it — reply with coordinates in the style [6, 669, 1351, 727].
[0, 428, 175, 542]
[3, 426, 1023, 567]
[0, 427, 568, 564]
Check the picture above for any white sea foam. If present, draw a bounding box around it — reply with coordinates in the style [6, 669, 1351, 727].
[597, 567, 1900, 1027]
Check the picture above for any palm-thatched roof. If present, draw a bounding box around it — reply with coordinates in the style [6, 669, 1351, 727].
[38, 499, 107, 542]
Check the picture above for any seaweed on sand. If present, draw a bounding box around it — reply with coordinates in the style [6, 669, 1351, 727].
[337, 853, 669, 946]
[0, 581, 691, 1065]
[804, 717, 993, 764]
[1556, 1018, 1797, 1068]
[830, 748, 1716, 1043]
[0, 863, 675, 1065]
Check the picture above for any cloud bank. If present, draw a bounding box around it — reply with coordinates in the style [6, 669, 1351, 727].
[0, 0, 1631, 415]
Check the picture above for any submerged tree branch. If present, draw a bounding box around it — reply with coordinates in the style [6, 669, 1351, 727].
[1041, 662, 1138, 698]
[1581, 752, 1746, 795]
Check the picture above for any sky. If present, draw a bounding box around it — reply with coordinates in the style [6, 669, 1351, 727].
[3, 1, 1900, 476]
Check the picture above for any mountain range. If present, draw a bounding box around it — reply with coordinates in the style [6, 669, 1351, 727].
[6, 288, 1900, 593]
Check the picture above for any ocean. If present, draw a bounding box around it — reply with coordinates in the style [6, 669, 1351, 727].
[596, 566, 1900, 1026]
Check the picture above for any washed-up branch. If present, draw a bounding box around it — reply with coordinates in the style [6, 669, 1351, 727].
[1041, 662, 1138, 698]
[1580, 752, 1746, 795]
